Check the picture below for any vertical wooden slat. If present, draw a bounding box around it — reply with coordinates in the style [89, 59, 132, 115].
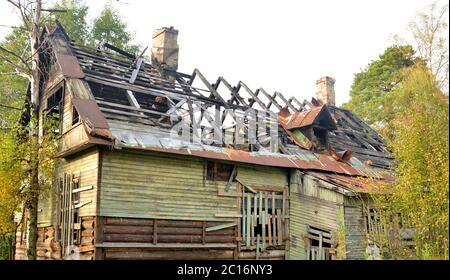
[256, 235, 260, 260]
[258, 192, 263, 225]
[262, 192, 266, 250]
[306, 243, 311, 260]
[67, 174, 73, 252]
[246, 194, 251, 247]
[276, 209, 282, 245]
[60, 175, 66, 257]
[253, 193, 257, 225]
[272, 192, 277, 246]
[251, 212, 255, 246]
[318, 232, 323, 260]
[55, 179, 61, 242]
[282, 188, 286, 222]
[268, 213, 272, 246]
[242, 191, 246, 249]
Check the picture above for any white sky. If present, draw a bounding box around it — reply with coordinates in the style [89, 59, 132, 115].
[0, 0, 444, 105]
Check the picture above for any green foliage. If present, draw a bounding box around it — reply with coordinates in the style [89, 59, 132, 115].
[89, 3, 139, 54]
[372, 67, 449, 260]
[334, 208, 348, 260]
[51, 0, 89, 44]
[343, 45, 424, 126]
[1, 0, 140, 259]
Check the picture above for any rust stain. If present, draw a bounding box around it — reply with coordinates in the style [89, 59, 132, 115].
[56, 53, 85, 79]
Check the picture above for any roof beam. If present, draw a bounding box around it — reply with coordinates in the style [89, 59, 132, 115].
[240, 82, 269, 112]
[258, 87, 282, 111]
[274, 91, 298, 112]
[193, 69, 230, 108]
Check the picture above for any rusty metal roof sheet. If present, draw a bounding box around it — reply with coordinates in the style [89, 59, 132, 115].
[55, 53, 85, 79]
[108, 126, 374, 177]
[279, 105, 337, 131]
[307, 171, 394, 194]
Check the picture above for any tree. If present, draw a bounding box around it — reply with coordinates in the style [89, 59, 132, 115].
[0, 0, 139, 259]
[372, 66, 449, 260]
[51, 0, 89, 45]
[342, 45, 423, 126]
[89, 2, 139, 54]
[409, 1, 449, 94]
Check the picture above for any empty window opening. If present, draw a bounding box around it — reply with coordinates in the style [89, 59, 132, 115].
[313, 127, 329, 150]
[206, 161, 235, 181]
[72, 107, 80, 126]
[44, 87, 63, 135]
[133, 91, 169, 113]
[240, 189, 288, 253]
[88, 82, 131, 106]
[305, 226, 334, 260]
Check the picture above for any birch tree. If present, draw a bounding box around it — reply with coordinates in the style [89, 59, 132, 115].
[409, 1, 449, 93]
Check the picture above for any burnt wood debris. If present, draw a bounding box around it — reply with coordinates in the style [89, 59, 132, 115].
[14, 22, 399, 260]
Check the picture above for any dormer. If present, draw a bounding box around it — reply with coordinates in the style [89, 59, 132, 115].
[279, 105, 337, 152]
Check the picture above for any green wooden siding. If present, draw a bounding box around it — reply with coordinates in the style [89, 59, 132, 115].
[344, 197, 367, 260]
[236, 165, 288, 188]
[38, 148, 99, 227]
[99, 150, 239, 222]
[288, 172, 344, 260]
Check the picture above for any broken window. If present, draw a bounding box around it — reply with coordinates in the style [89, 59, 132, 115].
[56, 173, 94, 258]
[206, 161, 235, 181]
[240, 188, 288, 254]
[304, 226, 335, 260]
[365, 207, 385, 238]
[44, 87, 64, 135]
[72, 107, 80, 126]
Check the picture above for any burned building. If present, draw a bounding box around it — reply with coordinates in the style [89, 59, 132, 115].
[14, 23, 394, 260]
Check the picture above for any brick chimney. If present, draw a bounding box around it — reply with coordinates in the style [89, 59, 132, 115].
[151, 27, 179, 71]
[316, 76, 336, 106]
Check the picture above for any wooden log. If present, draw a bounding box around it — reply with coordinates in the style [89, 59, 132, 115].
[51, 251, 62, 260]
[82, 229, 95, 237]
[79, 245, 95, 253]
[105, 234, 153, 243]
[238, 250, 285, 259]
[104, 250, 234, 260]
[82, 220, 95, 229]
[37, 250, 47, 258]
[81, 237, 94, 246]
[79, 253, 94, 261]
[103, 225, 153, 235]
[50, 240, 62, 252]
[45, 228, 55, 238]
[105, 218, 154, 226]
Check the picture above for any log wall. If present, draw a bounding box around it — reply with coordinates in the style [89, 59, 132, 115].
[95, 217, 238, 260]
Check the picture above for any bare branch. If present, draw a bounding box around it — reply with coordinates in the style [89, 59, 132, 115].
[0, 46, 32, 72]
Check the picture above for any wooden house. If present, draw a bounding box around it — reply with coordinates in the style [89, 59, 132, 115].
[14, 24, 393, 260]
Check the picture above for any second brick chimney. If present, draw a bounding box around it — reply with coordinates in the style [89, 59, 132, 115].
[151, 27, 179, 71]
[316, 76, 336, 106]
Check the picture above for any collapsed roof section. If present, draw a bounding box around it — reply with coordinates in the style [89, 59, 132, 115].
[41, 23, 393, 192]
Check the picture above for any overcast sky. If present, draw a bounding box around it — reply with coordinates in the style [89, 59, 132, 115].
[0, 0, 444, 105]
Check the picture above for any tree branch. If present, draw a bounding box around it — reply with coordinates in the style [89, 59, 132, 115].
[0, 46, 32, 72]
